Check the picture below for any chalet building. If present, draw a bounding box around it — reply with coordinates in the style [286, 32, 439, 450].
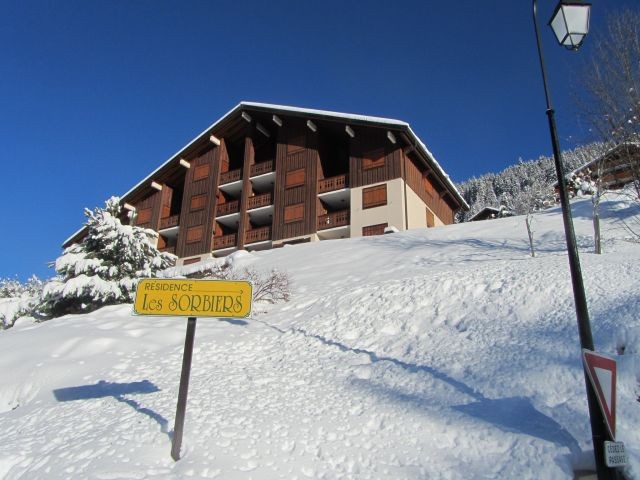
[64, 102, 469, 265]
[468, 207, 501, 222]
[571, 142, 639, 190]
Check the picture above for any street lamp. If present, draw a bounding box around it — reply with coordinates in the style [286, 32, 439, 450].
[532, 2, 618, 480]
[549, 1, 591, 50]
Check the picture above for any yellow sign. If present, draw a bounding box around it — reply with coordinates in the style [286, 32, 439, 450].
[134, 279, 252, 318]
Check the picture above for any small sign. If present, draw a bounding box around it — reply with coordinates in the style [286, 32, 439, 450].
[604, 441, 628, 468]
[582, 349, 617, 439]
[134, 278, 252, 318]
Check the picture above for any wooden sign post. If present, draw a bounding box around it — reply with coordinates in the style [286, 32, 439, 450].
[134, 278, 252, 461]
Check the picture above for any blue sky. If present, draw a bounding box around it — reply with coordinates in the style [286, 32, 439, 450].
[1, 0, 636, 281]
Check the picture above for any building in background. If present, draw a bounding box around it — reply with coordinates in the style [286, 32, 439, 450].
[64, 102, 468, 265]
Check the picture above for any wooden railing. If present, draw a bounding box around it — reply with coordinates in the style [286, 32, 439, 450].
[220, 168, 241, 184]
[160, 245, 176, 254]
[159, 214, 179, 230]
[216, 200, 239, 216]
[250, 160, 274, 177]
[247, 192, 272, 210]
[317, 210, 350, 230]
[245, 226, 272, 244]
[213, 233, 237, 250]
[318, 174, 348, 194]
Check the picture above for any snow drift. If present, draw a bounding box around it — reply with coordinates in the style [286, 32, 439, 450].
[1, 193, 639, 479]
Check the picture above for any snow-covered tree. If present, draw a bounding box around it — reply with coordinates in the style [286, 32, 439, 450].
[0, 275, 44, 299]
[457, 142, 607, 222]
[39, 197, 176, 317]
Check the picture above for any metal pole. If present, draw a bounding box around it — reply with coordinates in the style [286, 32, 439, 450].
[532, 2, 615, 479]
[171, 316, 197, 461]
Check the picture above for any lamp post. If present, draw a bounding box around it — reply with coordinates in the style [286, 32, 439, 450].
[532, 2, 618, 479]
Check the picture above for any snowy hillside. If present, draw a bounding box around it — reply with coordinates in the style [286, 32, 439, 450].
[1, 193, 640, 479]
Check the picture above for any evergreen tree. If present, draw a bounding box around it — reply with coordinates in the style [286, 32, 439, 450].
[39, 197, 175, 316]
[457, 142, 607, 221]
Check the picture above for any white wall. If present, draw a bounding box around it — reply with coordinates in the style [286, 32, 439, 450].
[405, 186, 445, 229]
[350, 178, 406, 237]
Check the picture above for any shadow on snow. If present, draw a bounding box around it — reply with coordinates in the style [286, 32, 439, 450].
[53, 379, 171, 438]
[289, 326, 582, 456]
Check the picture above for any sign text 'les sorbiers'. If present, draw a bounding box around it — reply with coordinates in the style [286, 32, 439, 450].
[134, 279, 252, 318]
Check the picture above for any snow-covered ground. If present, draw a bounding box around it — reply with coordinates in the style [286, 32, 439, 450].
[1, 193, 639, 479]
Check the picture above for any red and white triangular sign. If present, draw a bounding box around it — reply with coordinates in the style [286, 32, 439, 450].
[582, 349, 617, 439]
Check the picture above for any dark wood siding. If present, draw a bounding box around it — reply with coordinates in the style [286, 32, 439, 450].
[403, 152, 455, 225]
[237, 134, 254, 250]
[272, 126, 318, 241]
[349, 131, 402, 188]
[133, 191, 161, 230]
[175, 146, 220, 257]
[160, 185, 173, 220]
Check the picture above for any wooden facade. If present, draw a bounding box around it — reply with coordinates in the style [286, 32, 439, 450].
[63, 103, 468, 260]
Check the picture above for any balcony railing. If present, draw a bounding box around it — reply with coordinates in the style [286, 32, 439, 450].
[318, 174, 348, 194]
[220, 168, 241, 184]
[250, 160, 274, 177]
[160, 245, 176, 255]
[245, 226, 272, 244]
[216, 200, 239, 216]
[247, 192, 273, 210]
[317, 210, 350, 230]
[213, 233, 237, 250]
[159, 214, 179, 230]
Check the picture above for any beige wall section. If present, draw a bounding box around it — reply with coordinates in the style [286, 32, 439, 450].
[351, 178, 406, 237]
[405, 185, 446, 229]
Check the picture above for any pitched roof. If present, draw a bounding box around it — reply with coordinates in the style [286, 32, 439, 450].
[64, 102, 468, 246]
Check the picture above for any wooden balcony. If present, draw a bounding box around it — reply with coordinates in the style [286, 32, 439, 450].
[213, 233, 237, 250]
[250, 160, 274, 177]
[317, 210, 350, 230]
[245, 226, 272, 244]
[318, 174, 348, 194]
[159, 214, 179, 230]
[216, 200, 239, 216]
[247, 192, 272, 210]
[220, 168, 241, 184]
[159, 245, 176, 255]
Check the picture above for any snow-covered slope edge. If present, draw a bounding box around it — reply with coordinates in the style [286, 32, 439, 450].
[1, 193, 639, 480]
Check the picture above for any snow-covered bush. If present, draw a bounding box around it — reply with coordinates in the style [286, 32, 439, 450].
[0, 276, 45, 329]
[39, 197, 176, 317]
[172, 260, 290, 305]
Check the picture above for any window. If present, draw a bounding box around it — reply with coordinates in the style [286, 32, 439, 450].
[362, 184, 387, 209]
[426, 209, 435, 228]
[363, 223, 387, 236]
[284, 203, 304, 223]
[190, 194, 207, 211]
[183, 257, 201, 265]
[186, 225, 203, 244]
[285, 168, 305, 188]
[194, 163, 210, 181]
[362, 148, 385, 170]
[137, 208, 152, 224]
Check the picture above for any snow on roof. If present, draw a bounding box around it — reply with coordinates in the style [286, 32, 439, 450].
[566, 141, 640, 180]
[240, 102, 410, 128]
[241, 102, 468, 209]
[63, 101, 468, 247]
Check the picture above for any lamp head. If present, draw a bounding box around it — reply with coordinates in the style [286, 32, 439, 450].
[549, 0, 591, 50]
